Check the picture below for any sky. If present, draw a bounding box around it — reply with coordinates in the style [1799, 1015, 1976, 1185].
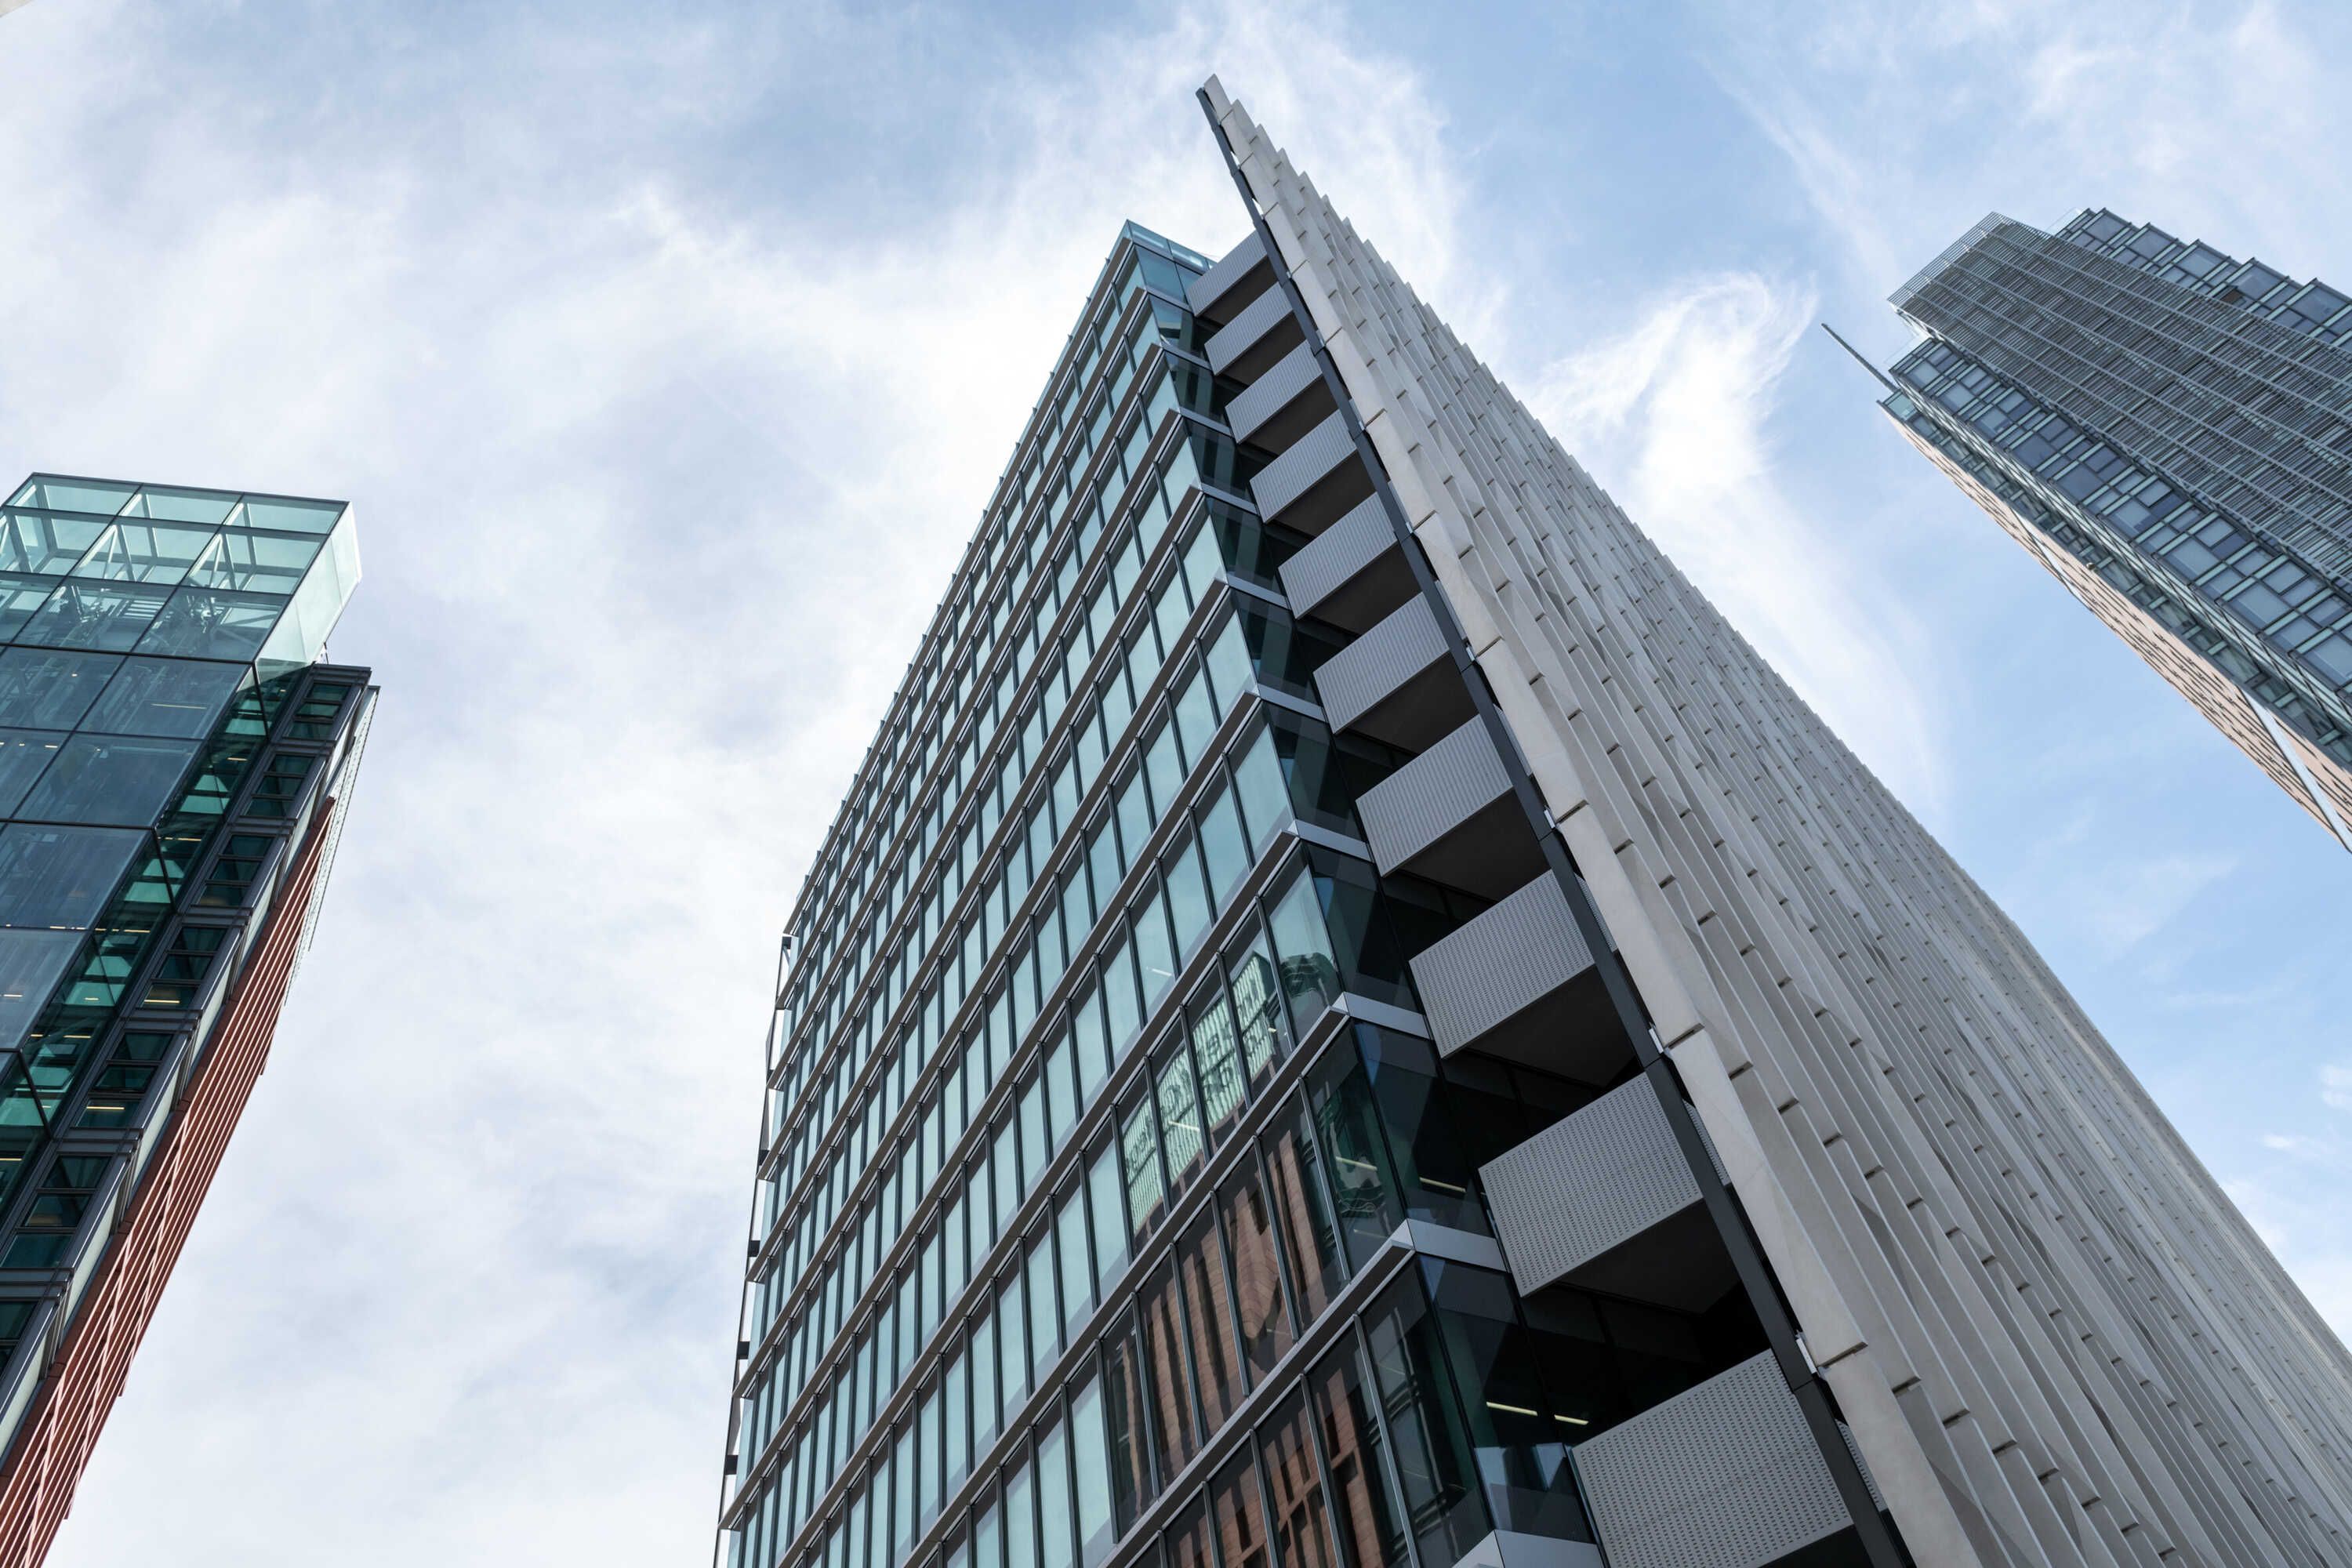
[1, 0, 2349, 1562]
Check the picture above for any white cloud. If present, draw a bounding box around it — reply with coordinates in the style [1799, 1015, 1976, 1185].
[0, 2, 1468, 1565]
[2322, 1064, 2352, 1113]
[1526, 272, 1952, 815]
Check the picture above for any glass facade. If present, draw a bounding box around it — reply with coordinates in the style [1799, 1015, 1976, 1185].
[722, 216, 1890, 1568]
[0, 474, 376, 1512]
[1882, 209, 2352, 844]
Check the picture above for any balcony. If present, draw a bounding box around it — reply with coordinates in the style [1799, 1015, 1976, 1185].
[1277, 494, 1414, 633]
[1226, 340, 1334, 451]
[1479, 1076, 1730, 1311]
[1185, 230, 1272, 328]
[1312, 595, 1473, 750]
[1203, 285, 1303, 382]
[1357, 717, 1541, 898]
[1406, 873, 1619, 1075]
[1247, 411, 1374, 534]
[1572, 1351, 1876, 1568]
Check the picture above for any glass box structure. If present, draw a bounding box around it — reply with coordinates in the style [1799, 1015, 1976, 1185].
[0, 474, 376, 1565]
[1876, 209, 2352, 849]
[720, 84, 2352, 1568]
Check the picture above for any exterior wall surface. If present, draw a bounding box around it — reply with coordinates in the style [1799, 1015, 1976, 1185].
[1205, 83, 2352, 1568]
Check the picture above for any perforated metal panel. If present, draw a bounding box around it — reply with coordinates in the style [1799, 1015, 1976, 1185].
[1406, 873, 1591, 1054]
[1204, 285, 1292, 376]
[1359, 717, 1512, 875]
[1227, 340, 1319, 443]
[1279, 493, 1393, 616]
[1248, 410, 1355, 523]
[1185, 230, 1265, 318]
[1480, 1076, 1700, 1294]
[1575, 1352, 1856, 1568]
[1313, 594, 1447, 734]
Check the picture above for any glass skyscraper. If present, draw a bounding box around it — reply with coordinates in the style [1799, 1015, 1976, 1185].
[720, 84, 2352, 1568]
[0, 474, 374, 1564]
[1873, 208, 2352, 848]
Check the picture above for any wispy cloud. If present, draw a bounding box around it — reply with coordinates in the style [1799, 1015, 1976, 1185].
[0, 2, 1467, 1563]
[1526, 271, 1951, 815]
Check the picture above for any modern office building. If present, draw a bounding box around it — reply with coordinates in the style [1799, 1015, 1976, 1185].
[1868, 208, 2352, 849]
[0, 474, 374, 1566]
[717, 82, 2352, 1568]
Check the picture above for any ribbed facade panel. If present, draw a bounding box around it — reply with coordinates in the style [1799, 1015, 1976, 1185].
[1245, 408, 1352, 522]
[1201, 283, 1290, 375]
[1479, 1076, 1698, 1295]
[1574, 1351, 1860, 1568]
[1209, 79, 2352, 1568]
[1184, 230, 1264, 318]
[1356, 716, 1510, 873]
[1405, 873, 1592, 1056]
[1224, 339, 1318, 443]
[1275, 492, 1392, 616]
[1309, 592, 1445, 732]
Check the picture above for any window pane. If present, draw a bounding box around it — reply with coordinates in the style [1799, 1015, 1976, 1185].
[1072, 1374, 1117, 1568]
[18, 735, 198, 828]
[1102, 1322, 1157, 1531]
[1259, 1096, 1347, 1321]
[0, 728, 64, 822]
[1218, 1163, 1294, 1383]
[1056, 1186, 1093, 1340]
[1307, 1344, 1410, 1568]
[1164, 1497, 1215, 1568]
[1359, 1275, 1486, 1566]
[1005, 1461, 1037, 1568]
[1264, 868, 1338, 1032]
[1137, 1261, 1197, 1472]
[1038, 1417, 1075, 1568]
[1208, 1450, 1272, 1568]
[0, 649, 121, 729]
[1258, 1392, 1336, 1568]
[1225, 927, 1287, 1087]
[0, 822, 140, 934]
[1177, 1209, 1243, 1436]
[1086, 1138, 1129, 1295]
[1153, 1035, 1204, 1189]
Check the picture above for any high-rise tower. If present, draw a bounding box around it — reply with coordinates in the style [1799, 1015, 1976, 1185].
[720, 86, 2352, 1568]
[1873, 208, 2352, 849]
[0, 474, 374, 1566]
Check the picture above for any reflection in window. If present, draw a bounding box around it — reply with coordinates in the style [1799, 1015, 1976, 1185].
[81, 655, 245, 739]
[1308, 1342, 1410, 1568]
[1257, 1392, 1336, 1568]
[18, 735, 198, 828]
[0, 649, 122, 729]
[0, 824, 143, 930]
[0, 730, 64, 816]
[0, 929, 82, 1055]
